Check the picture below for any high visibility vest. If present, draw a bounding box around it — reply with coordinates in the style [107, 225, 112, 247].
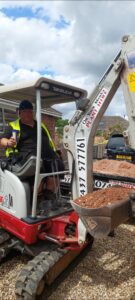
[6, 119, 56, 157]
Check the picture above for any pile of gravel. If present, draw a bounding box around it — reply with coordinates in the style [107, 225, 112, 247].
[93, 159, 135, 179]
[0, 223, 135, 300]
[48, 222, 135, 300]
[75, 186, 132, 208]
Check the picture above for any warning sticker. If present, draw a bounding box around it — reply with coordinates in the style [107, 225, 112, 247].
[127, 72, 135, 92]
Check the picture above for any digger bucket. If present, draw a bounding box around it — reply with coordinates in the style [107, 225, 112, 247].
[71, 198, 132, 238]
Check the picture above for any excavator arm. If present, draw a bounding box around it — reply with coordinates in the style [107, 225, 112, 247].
[64, 35, 135, 200]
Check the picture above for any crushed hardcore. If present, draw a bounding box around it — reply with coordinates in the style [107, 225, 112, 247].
[93, 159, 135, 178]
[75, 186, 133, 208]
[0, 223, 135, 300]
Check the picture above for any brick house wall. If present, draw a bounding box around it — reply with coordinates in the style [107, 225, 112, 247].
[42, 114, 56, 140]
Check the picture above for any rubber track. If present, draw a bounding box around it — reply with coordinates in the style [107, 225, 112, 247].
[15, 249, 67, 300]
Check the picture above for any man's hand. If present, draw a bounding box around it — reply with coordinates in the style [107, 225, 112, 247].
[7, 137, 16, 147]
[0, 137, 16, 148]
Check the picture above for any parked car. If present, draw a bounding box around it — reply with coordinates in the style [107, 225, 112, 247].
[104, 133, 135, 163]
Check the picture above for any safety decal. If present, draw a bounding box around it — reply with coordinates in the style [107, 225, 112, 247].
[127, 51, 135, 69]
[76, 138, 87, 196]
[82, 87, 109, 128]
[127, 72, 135, 92]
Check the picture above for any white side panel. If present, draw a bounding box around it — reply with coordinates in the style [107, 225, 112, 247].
[0, 169, 27, 219]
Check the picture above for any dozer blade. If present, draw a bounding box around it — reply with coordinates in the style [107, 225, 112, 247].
[71, 198, 132, 238]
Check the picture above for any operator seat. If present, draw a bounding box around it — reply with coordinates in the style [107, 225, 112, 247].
[0, 156, 43, 180]
[9, 156, 43, 180]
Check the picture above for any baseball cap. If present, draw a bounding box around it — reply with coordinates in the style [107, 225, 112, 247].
[19, 100, 33, 111]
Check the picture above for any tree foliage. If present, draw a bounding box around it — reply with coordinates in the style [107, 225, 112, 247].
[96, 130, 103, 137]
[96, 123, 125, 140]
[108, 123, 125, 136]
[56, 118, 69, 137]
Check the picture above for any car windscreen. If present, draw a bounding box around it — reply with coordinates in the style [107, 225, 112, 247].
[107, 137, 125, 149]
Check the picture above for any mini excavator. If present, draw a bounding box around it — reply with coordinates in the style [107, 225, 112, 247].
[0, 35, 135, 299]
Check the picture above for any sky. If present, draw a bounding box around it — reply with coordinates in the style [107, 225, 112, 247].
[0, 0, 134, 119]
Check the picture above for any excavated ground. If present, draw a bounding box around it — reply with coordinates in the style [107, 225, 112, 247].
[48, 222, 135, 300]
[0, 223, 135, 300]
[0, 159, 135, 299]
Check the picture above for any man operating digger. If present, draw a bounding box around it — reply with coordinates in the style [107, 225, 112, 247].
[0, 100, 64, 198]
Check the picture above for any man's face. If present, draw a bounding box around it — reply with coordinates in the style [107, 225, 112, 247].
[19, 109, 33, 124]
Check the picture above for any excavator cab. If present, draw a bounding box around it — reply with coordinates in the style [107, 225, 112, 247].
[0, 78, 93, 300]
[0, 77, 87, 220]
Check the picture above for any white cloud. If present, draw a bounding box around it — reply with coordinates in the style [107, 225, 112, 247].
[8, 68, 40, 83]
[0, 1, 134, 119]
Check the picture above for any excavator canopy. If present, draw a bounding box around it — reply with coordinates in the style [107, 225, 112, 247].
[0, 77, 87, 110]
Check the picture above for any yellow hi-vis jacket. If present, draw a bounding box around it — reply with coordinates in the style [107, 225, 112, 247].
[6, 119, 56, 157]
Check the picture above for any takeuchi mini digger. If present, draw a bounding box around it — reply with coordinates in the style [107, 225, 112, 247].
[0, 34, 135, 299]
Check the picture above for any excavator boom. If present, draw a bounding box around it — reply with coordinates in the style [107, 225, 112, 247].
[64, 35, 135, 199]
[64, 35, 135, 238]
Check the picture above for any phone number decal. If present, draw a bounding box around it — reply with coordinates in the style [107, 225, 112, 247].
[94, 180, 111, 189]
[76, 138, 87, 196]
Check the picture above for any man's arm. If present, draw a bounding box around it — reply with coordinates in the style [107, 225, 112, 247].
[0, 126, 16, 148]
